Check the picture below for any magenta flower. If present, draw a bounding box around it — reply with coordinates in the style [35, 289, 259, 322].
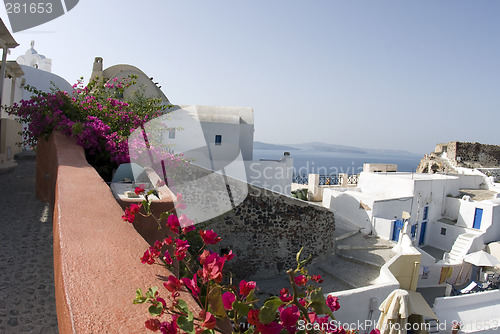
[174, 239, 189, 261]
[181, 274, 200, 298]
[279, 288, 293, 303]
[167, 215, 180, 233]
[199, 230, 222, 245]
[294, 275, 308, 286]
[326, 295, 340, 312]
[222, 291, 236, 310]
[257, 322, 283, 334]
[280, 305, 300, 333]
[163, 250, 173, 265]
[200, 311, 216, 330]
[163, 275, 182, 293]
[239, 280, 257, 297]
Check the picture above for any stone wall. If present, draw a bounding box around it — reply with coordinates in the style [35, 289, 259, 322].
[162, 163, 336, 280]
[418, 141, 500, 173]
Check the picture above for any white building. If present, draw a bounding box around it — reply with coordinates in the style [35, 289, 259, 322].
[323, 167, 500, 261]
[93, 57, 293, 195]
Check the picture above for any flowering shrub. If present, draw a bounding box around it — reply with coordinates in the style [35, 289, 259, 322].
[6, 76, 171, 180]
[125, 188, 381, 334]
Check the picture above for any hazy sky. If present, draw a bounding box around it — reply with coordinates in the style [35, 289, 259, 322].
[1, 0, 499, 154]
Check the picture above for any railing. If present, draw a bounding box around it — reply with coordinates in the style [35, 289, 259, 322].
[292, 173, 359, 186]
[292, 173, 308, 185]
[319, 174, 339, 186]
[347, 174, 359, 185]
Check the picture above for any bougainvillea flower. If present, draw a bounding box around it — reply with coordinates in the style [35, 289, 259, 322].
[199, 252, 226, 283]
[198, 250, 210, 265]
[294, 275, 308, 286]
[280, 305, 300, 333]
[257, 322, 283, 334]
[239, 280, 257, 297]
[311, 275, 324, 283]
[163, 251, 173, 265]
[223, 250, 235, 261]
[181, 274, 200, 298]
[221, 291, 236, 310]
[167, 215, 180, 234]
[200, 311, 216, 329]
[199, 229, 222, 245]
[370, 329, 381, 334]
[159, 317, 178, 334]
[163, 236, 173, 246]
[163, 275, 183, 293]
[122, 203, 141, 223]
[179, 214, 195, 234]
[174, 239, 189, 261]
[279, 288, 293, 303]
[326, 295, 340, 312]
[145, 318, 161, 331]
[140, 248, 156, 265]
[247, 309, 261, 326]
[134, 186, 145, 195]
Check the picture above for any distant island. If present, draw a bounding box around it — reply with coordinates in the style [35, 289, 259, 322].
[254, 141, 418, 156]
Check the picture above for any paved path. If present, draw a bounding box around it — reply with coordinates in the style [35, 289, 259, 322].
[0, 159, 58, 333]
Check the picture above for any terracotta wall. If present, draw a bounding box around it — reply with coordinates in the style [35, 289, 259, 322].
[37, 132, 199, 333]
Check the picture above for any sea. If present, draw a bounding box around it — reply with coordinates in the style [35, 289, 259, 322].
[253, 149, 423, 176]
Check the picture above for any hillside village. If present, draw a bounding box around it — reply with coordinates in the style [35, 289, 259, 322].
[2, 22, 500, 334]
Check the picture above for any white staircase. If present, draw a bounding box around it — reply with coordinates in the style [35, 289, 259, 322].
[444, 233, 476, 264]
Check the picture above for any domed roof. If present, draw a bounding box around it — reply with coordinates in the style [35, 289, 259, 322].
[23, 41, 46, 59]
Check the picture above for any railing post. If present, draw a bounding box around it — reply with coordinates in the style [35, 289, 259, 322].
[339, 173, 348, 187]
[307, 174, 321, 201]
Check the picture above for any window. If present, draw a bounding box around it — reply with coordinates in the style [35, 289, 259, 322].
[215, 135, 222, 146]
[168, 128, 175, 139]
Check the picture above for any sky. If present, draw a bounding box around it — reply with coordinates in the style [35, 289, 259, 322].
[1, 0, 499, 155]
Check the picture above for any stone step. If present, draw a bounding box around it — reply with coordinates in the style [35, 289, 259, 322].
[337, 252, 383, 270]
[336, 244, 393, 251]
[335, 230, 360, 242]
[318, 256, 381, 289]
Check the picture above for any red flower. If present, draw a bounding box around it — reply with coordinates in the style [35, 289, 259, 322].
[121, 203, 141, 223]
[294, 275, 308, 286]
[159, 318, 178, 334]
[279, 288, 293, 303]
[239, 280, 257, 297]
[257, 322, 282, 334]
[181, 274, 200, 298]
[163, 251, 173, 265]
[174, 239, 189, 261]
[135, 186, 145, 195]
[199, 230, 222, 245]
[223, 250, 235, 261]
[326, 295, 340, 312]
[141, 247, 159, 265]
[311, 275, 324, 283]
[222, 291, 236, 310]
[280, 305, 300, 333]
[200, 311, 216, 329]
[163, 236, 174, 246]
[199, 252, 226, 283]
[247, 309, 261, 326]
[179, 214, 195, 233]
[167, 215, 180, 233]
[145, 318, 161, 331]
[164, 275, 183, 293]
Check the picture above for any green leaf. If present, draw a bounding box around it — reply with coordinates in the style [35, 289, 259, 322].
[201, 330, 215, 334]
[148, 303, 163, 316]
[309, 288, 335, 319]
[259, 297, 284, 324]
[145, 286, 158, 299]
[176, 299, 190, 315]
[177, 313, 195, 334]
[207, 284, 227, 318]
[246, 290, 259, 303]
[133, 288, 147, 304]
[233, 301, 251, 317]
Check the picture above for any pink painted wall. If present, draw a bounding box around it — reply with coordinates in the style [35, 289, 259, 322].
[37, 132, 200, 333]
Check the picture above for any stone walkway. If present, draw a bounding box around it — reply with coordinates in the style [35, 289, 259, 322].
[0, 159, 58, 333]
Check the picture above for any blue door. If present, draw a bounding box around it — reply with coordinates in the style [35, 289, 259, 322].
[419, 221, 427, 245]
[392, 220, 404, 242]
[473, 208, 483, 229]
